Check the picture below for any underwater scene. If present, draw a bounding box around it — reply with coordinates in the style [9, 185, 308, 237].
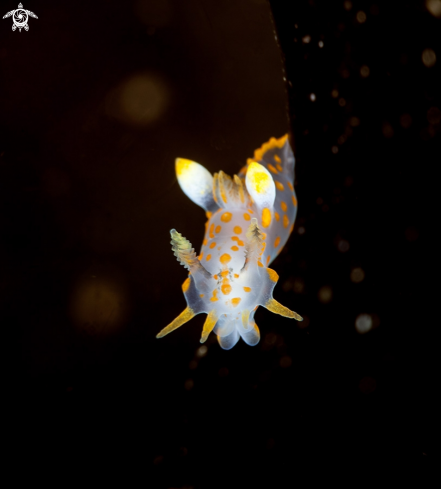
[1, 0, 438, 485]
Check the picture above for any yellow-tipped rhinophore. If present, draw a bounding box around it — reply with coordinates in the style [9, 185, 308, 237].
[200, 310, 218, 343]
[264, 298, 303, 321]
[156, 307, 195, 338]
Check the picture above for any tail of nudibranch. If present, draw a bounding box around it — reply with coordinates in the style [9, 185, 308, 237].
[156, 135, 303, 349]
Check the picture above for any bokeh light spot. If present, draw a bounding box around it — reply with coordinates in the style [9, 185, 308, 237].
[360, 65, 370, 77]
[427, 107, 441, 124]
[280, 356, 292, 368]
[350, 267, 365, 283]
[356, 11, 367, 23]
[106, 73, 170, 126]
[318, 285, 333, 303]
[422, 48, 436, 67]
[382, 122, 394, 138]
[355, 313, 373, 334]
[400, 114, 412, 129]
[337, 239, 350, 252]
[426, 0, 441, 18]
[196, 345, 208, 358]
[405, 227, 419, 241]
[359, 376, 376, 394]
[70, 277, 127, 334]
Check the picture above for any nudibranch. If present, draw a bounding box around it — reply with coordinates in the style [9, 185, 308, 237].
[156, 135, 302, 349]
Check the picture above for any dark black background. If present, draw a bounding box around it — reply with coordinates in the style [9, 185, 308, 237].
[1, 0, 438, 485]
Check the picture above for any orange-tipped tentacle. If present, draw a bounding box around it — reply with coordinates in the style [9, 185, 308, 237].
[264, 298, 303, 321]
[200, 309, 218, 343]
[156, 307, 195, 338]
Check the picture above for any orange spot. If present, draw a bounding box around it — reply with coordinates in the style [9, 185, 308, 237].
[243, 287, 251, 293]
[231, 298, 241, 307]
[233, 226, 242, 234]
[182, 277, 191, 293]
[267, 163, 278, 174]
[283, 215, 289, 228]
[210, 289, 218, 302]
[266, 255, 271, 265]
[220, 270, 229, 278]
[237, 239, 244, 246]
[287, 181, 293, 191]
[267, 268, 279, 282]
[221, 212, 232, 222]
[275, 181, 284, 191]
[198, 252, 204, 261]
[209, 223, 215, 238]
[215, 225, 222, 234]
[274, 212, 280, 222]
[220, 254, 231, 265]
[292, 195, 298, 206]
[221, 283, 232, 295]
[203, 238, 208, 246]
[290, 224, 294, 234]
[261, 208, 271, 228]
[200, 294, 204, 298]
[206, 254, 212, 261]
[209, 241, 216, 249]
[276, 164, 283, 172]
[231, 246, 239, 251]
[274, 155, 281, 163]
[248, 209, 254, 214]
[213, 274, 219, 280]
[258, 260, 264, 268]
[243, 213, 251, 221]
[231, 236, 239, 241]
[206, 211, 212, 218]
[274, 236, 280, 247]
[234, 273, 239, 279]
[262, 232, 267, 240]
[281, 201, 287, 212]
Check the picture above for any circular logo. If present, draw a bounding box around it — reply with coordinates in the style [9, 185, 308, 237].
[13, 9, 27, 27]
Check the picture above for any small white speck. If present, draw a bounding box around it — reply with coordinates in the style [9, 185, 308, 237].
[302, 35, 311, 44]
[318, 41, 324, 48]
[283, 77, 287, 81]
[310, 93, 316, 101]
